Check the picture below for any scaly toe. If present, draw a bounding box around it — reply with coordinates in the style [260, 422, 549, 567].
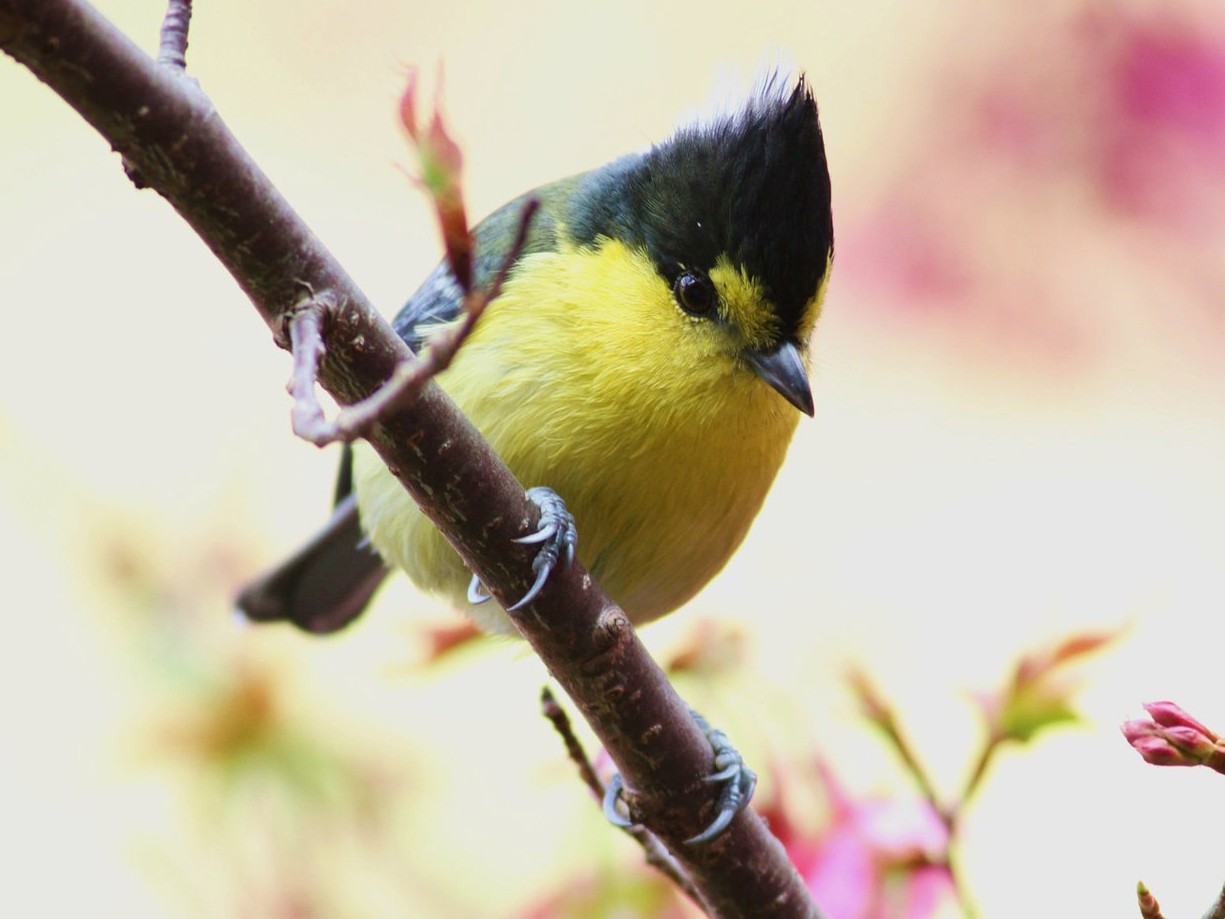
[507, 486, 577, 611]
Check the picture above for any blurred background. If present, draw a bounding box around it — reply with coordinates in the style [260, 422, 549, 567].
[3, 0, 1225, 916]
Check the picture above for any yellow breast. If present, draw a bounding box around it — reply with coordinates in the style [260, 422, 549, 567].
[353, 238, 803, 634]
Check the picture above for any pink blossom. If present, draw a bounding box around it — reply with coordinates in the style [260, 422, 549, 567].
[764, 765, 954, 919]
[1098, 14, 1225, 225]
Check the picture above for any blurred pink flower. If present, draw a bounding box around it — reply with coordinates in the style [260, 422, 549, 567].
[839, 5, 1225, 372]
[837, 201, 974, 308]
[414, 617, 483, 665]
[762, 765, 953, 919]
[1096, 12, 1225, 226]
[974, 8, 1225, 227]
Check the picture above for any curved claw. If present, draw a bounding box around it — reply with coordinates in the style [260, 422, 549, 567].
[685, 804, 737, 846]
[602, 773, 637, 829]
[507, 559, 551, 611]
[467, 575, 492, 605]
[684, 710, 758, 846]
[506, 486, 577, 611]
[514, 523, 557, 545]
[705, 763, 741, 783]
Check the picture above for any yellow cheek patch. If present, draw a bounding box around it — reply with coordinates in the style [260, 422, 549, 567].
[709, 256, 777, 349]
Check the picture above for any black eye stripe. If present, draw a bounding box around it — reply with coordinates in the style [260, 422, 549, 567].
[673, 270, 716, 316]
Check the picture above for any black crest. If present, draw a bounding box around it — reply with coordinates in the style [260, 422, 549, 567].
[569, 76, 834, 339]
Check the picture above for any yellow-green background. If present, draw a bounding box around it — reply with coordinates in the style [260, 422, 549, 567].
[2, 0, 1224, 916]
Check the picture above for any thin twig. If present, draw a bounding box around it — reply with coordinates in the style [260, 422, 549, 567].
[849, 670, 945, 813]
[541, 686, 604, 797]
[285, 197, 539, 446]
[157, 0, 191, 69]
[540, 688, 704, 910]
[947, 734, 1003, 831]
[286, 299, 335, 444]
[483, 196, 539, 297]
[882, 711, 943, 815]
[849, 669, 984, 919]
[932, 728, 1004, 916]
[943, 850, 982, 919]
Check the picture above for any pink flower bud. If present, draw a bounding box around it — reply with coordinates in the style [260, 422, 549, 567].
[1122, 702, 1225, 774]
[1120, 719, 1155, 744]
[1143, 701, 1219, 739]
[399, 69, 473, 291]
[1125, 731, 1193, 766]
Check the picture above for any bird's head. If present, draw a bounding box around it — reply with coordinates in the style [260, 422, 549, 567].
[567, 75, 834, 417]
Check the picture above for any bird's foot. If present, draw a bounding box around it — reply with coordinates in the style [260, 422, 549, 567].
[466, 486, 577, 610]
[601, 709, 757, 845]
[686, 710, 757, 844]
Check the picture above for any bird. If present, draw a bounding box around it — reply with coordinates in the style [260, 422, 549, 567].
[238, 72, 833, 845]
[238, 74, 833, 639]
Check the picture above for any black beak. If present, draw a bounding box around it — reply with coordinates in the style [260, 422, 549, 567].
[747, 340, 814, 417]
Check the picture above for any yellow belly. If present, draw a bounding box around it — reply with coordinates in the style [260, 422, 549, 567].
[352, 240, 804, 634]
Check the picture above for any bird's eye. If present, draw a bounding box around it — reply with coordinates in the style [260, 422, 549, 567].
[673, 270, 716, 316]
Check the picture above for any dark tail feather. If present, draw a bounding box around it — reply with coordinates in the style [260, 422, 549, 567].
[237, 494, 389, 634]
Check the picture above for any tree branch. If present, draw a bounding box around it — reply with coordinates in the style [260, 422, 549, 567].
[0, 2, 824, 915]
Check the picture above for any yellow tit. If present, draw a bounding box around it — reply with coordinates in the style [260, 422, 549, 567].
[239, 75, 834, 637]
